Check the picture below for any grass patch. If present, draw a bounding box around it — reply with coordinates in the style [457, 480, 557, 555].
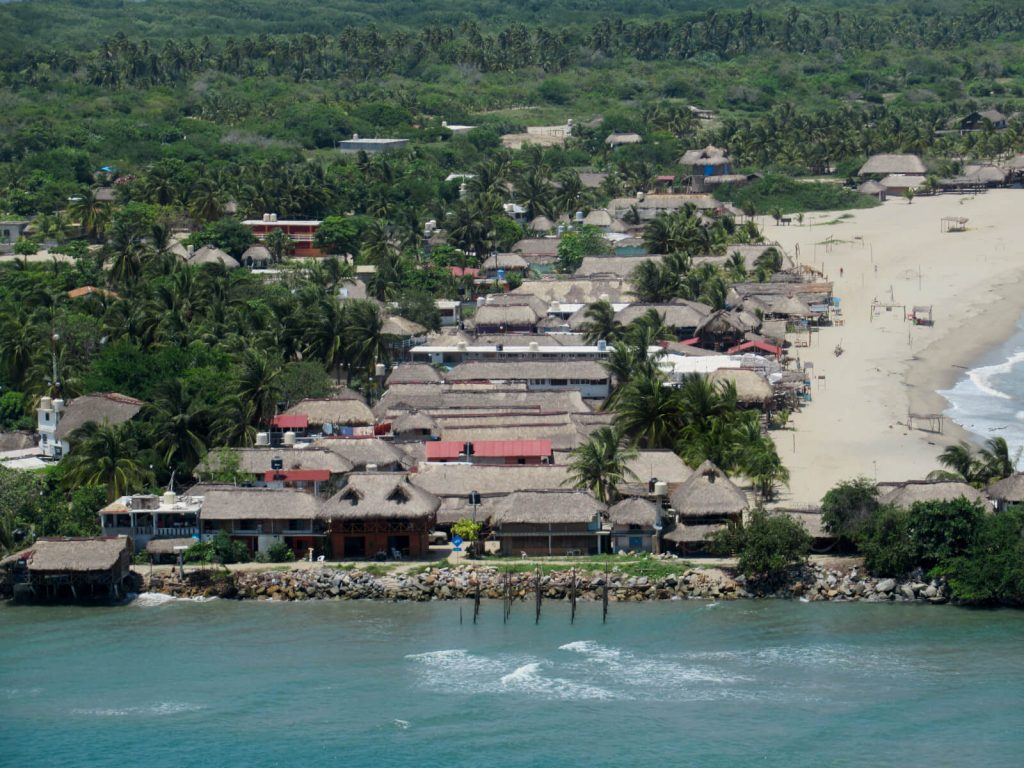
[715, 174, 879, 215]
[330, 563, 392, 576]
[481, 554, 695, 578]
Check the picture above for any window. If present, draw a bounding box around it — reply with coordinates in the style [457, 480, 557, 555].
[549, 379, 567, 386]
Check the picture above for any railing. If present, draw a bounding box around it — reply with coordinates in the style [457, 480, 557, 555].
[156, 526, 198, 537]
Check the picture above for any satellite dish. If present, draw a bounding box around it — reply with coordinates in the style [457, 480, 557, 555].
[323, 423, 334, 435]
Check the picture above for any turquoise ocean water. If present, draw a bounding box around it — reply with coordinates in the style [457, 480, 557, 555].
[2, 598, 1023, 768]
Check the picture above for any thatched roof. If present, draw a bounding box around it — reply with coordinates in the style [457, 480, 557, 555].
[283, 398, 375, 426]
[669, 460, 747, 517]
[987, 473, 1024, 503]
[527, 216, 555, 232]
[696, 310, 749, 337]
[607, 497, 661, 527]
[511, 237, 561, 258]
[310, 437, 411, 469]
[708, 369, 773, 403]
[1, 537, 129, 572]
[444, 360, 607, 383]
[188, 246, 240, 268]
[168, 241, 191, 260]
[471, 304, 541, 327]
[482, 252, 530, 271]
[606, 133, 642, 146]
[625, 450, 693, 485]
[778, 509, 829, 539]
[662, 522, 725, 544]
[583, 209, 613, 227]
[616, 302, 710, 330]
[410, 464, 570, 498]
[188, 484, 322, 520]
[1007, 154, 1024, 171]
[197, 447, 354, 476]
[55, 393, 145, 441]
[575, 255, 661, 279]
[512, 278, 632, 305]
[679, 145, 730, 166]
[241, 245, 271, 263]
[145, 537, 196, 555]
[858, 180, 887, 195]
[323, 473, 439, 520]
[381, 316, 427, 337]
[392, 411, 437, 433]
[387, 364, 443, 385]
[375, 386, 590, 417]
[858, 154, 926, 176]
[877, 481, 986, 509]
[488, 490, 604, 525]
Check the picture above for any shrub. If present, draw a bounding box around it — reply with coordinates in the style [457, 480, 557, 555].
[262, 541, 296, 563]
[940, 507, 1024, 604]
[821, 477, 879, 542]
[856, 506, 916, 577]
[708, 509, 810, 579]
[908, 498, 984, 569]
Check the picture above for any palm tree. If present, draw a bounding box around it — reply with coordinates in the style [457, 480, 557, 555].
[578, 299, 623, 345]
[142, 379, 210, 474]
[211, 395, 257, 447]
[345, 300, 393, 380]
[564, 427, 639, 504]
[612, 372, 681, 449]
[928, 441, 980, 484]
[237, 349, 283, 425]
[62, 423, 154, 502]
[0, 312, 38, 390]
[977, 436, 1021, 482]
[67, 190, 111, 241]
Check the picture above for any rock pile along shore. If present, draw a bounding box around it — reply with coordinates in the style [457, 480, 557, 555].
[144, 562, 949, 604]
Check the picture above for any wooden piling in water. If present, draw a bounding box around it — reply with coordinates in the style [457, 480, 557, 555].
[473, 577, 481, 624]
[534, 567, 542, 624]
[570, 567, 577, 625]
[602, 567, 609, 624]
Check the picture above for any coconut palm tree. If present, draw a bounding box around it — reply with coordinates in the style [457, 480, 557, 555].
[62, 423, 154, 502]
[142, 378, 211, 474]
[578, 299, 623, 345]
[612, 372, 681, 449]
[564, 426, 639, 504]
[344, 299, 393, 379]
[211, 395, 258, 447]
[237, 348, 283, 425]
[928, 441, 981, 484]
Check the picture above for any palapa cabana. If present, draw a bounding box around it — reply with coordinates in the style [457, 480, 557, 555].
[283, 398, 376, 428]
[708, 369, 773, 406]
[876, 480, 987, 510]
[188, 245, 240, 269]
[241, 245, 272, 267]
[322, 473, 440, 559]
[527, 215, 555, 233]
[607, 497, 663, 554]
[669, 460, 748, 521]
[695, 310, 749, 351]
[391, 411, 438, 441]
[386, 363, 443, 385]
[487, 490, 607, 556]
[0, 537, 133, 602]
[987, 473, 1024, 512]
[661, 522, 725, 554]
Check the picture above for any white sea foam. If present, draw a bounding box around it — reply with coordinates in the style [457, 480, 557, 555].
[71, 701, 204, 717]
[393, 719, 410, 730]
[133, 592, 177, 606]
[558, 640, 621, 662]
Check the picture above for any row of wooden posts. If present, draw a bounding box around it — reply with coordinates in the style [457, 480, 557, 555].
[461, 568, 610, 625]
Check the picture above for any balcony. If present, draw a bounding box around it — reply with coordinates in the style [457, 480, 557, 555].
[155, 526, 198, 537]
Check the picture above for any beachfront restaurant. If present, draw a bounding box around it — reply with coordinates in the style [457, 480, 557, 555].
[321, 473, 440, 559]
[0, 537, 133, 602]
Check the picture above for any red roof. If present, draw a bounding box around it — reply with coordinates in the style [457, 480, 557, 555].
[264, 470, 330, 482]
[727, 340, 782, 356]
[426, 439, 553, 461]
[448, 266, 481, 277]
[270, 415, 309, 429]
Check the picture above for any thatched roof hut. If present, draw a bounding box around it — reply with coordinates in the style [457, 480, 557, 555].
[607, 497, 661, 528]
[283, 398, 375, 426]
[696, 309, 750, 337]
[708, 369, 773, 404]
[481, 253, 530, 271]
[527, 215, 555, 232]
[1, 537, 130, 573]
[145, 537, 195, 556]
[190, 484, 322, 520]
[311, 437, 412, 470]
[188, 246, 240, 268]
[392, 411, 437, 434]
[168, 241, 191, 260]
[669, 460, 747, 518]
[987, 473, 1024, 507]
[605, 132, 642, 147]
[583, 209, 613, 227]
[662, 522, 725, 545]
[0, 431, 35, 451]
[410, 464, 569, 498]
[444, 360, 608, 383]
[324, 473, 439, 520]
[679, 145, 730, 167]
[55, 393, 145, 442]
[858, 154, 926, 176]
[386, 364, 443, 385]
[241, 245, 271, 265]
[471, 303, 542, 329]
[488, 490, 604, 525]
[876, 481, 986, 509]
[615, 301, 710, 331]
[381, 316, 427, 337]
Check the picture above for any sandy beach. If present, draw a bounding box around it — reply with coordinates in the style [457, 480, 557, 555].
[766, 189, 1024, 506]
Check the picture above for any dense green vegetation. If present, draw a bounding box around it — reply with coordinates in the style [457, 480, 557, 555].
[709, 509, 812, 579]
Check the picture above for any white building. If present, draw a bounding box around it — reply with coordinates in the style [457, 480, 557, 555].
[99, 492, 203, 549]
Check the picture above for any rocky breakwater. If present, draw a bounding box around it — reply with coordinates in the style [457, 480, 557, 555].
[142, 562, 949, 604]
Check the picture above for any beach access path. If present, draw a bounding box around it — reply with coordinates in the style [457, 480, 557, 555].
[766, 189, 1024, 506]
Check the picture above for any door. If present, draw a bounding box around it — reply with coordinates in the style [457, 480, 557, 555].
[343, 536, 366, 558]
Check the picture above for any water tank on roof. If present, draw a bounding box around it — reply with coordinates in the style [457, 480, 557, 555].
[597, 339, 607, 352]
[366, 463, 378, 473]
[551, 301, 561, 313]
[53, 399, 65, 411]
[654, 481, 668, 497]
[529, 341, 540, 352]
[270, 213, 278, 223]
[283, 431, 297, 447]
[256, 432, 270, 446]
[263, 213, 272, 222]
[40, 396, 52, 410]
[637, 191, 646, 202]
[162, 491, 177, 506]
[457, 341, 468, 351]
[574, 211, 584, 222]
[375, 363, 386, 378]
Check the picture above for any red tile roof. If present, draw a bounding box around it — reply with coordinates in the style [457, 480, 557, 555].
[270, 415, 309, 429]
[727, 340, 782, 356]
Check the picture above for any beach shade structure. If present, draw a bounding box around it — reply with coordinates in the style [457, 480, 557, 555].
[772, 295, 815, 319]
[188, 245, 240, 269]
[857, 180, 887, 201]
[986, 473, 1024, 512]
[876, 481, 986, 510]
[669, 460, 748, 520]
[527, 215, 555, 233]
[661, 521, 726, 554]
[480, 252, 530, 273]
